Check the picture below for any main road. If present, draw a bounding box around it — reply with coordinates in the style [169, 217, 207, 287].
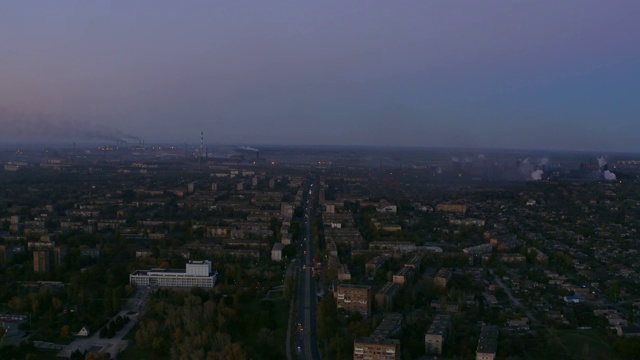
[295, 182, 321, 360]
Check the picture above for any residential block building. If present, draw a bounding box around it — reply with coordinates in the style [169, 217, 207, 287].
[353, 337, 400, 360]
[425, 314, 451, 355]
[434, 268, 452, 288]
[476, 325, 499, 360]
[336, 284, 372, 318]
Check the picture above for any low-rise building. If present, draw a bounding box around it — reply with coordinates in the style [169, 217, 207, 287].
[130, 260, 218, 288]
[404, 255, 422, 270]
[434, 268, 452, 289]
[337, 263, 351, 281]
[353, 337, 400, 360]
[392, 266, 414, 286]
[463, 243, 493, 256]
[366, 255, 389, 278]
[476, 325, 499, 360]
[371, 313, 403, 339]
[436, 203, 467, 215]
[336, 284, 372, 318]
[375, 282, 400, 311]
[425, 314, 451, 355]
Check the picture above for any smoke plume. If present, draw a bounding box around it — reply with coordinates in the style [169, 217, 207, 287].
[0, 107, 139, 143]
[531, 169, 544, 181]
[596, 156, 616, 180]
[239, 146, 260, 152]
[603, 170, 617, 181]
[597, 157, 607, 169]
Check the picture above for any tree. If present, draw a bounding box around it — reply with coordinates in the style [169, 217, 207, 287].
[70, 349, 86, 360]
[61, 325, 70, 338]
[0, 325, 5, 347]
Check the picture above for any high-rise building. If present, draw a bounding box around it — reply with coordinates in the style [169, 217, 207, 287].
[53, 246, 67, 268]
[0, 245, 14, 267]
[33, 249, 51, 273]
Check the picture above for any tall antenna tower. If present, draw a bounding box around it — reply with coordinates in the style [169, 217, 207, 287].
[200, 131, 204, 163]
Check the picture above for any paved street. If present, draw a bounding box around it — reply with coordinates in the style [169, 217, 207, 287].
[57, 288, 150, 359]
[295, 183, 321, 360]
[1, 315, 29, 348]
[490, 270, 539, 326]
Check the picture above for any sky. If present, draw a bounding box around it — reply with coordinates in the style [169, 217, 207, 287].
[1, 1, 639, 151]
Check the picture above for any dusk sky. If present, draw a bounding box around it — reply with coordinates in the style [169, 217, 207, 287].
[1, 1, 639, 151]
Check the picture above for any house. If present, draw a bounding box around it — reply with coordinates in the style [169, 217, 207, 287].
[77, 326, 90, 337]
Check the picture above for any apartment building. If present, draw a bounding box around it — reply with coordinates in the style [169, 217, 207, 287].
[353, 337, 400, 360]
[476, 325, 499, 360]
[425, 314, 451, 355]
[336, 284, 372, 318]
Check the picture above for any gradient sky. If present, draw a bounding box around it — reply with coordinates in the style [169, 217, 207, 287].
[1, 1, 639, 151]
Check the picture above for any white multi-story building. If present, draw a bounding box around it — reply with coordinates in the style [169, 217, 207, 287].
[130, 260, 217, 288]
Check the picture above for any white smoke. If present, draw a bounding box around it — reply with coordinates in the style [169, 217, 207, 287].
[603, 170, 617, 181]
[239, 146, 259, 152]
[531, 169, 544, 181]
[478, 154, 486, 160]
[451, 157, 459, 162]
[464, 157, 472, 163]
[597, 157, 607, 169]
[436, 167, 442, 174]
[518, 158, 533, 180]
[538, 158, 549, 166]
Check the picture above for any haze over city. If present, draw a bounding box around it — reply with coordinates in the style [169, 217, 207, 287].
[1, 1, 639, 151]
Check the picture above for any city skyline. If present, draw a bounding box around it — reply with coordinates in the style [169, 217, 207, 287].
[1, 1, 639, 151]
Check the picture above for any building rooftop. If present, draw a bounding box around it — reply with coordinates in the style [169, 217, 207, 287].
[427, 314, 451, 336]
[338, 284, 371, 290]
[355, 337, 401, 346]
[371, 313, 403, 339]
[377, 282, 401, 296]
[476, 325, 499, 354]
